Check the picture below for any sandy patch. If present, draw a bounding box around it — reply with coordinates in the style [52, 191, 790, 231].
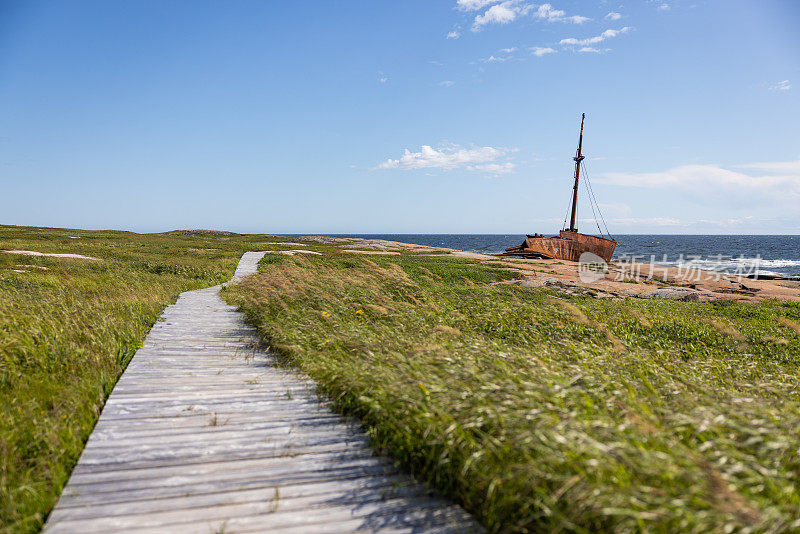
[270, 250, 322, 256]
[16, 264, 50, 270]
[342, 250, 401, 256]
[265, 242, 307, 246]
[2, 250, 101, 261]
[297, 236, 356, 244]
[450, 251, 497, 261]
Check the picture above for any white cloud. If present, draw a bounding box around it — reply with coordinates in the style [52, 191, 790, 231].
[533, 3, 589, 23]
[737, 159, 800, 173]
[560, 27, 631, 46]
[530, 46, 556, 57]
[599, 160, 800, 202]
[469, 1, 588, 31]
[657, 4, 670, 11]
[375, 144, 516, 176]
[438, 80, 456, 87]
[769, 80, 791, 91]
[579, 47, 601, 53]
[481, 46, 519, 63]
[447, 30, 461, 39]
[473, 2, 521, 29]
[378, 72, 388, 83]
[603, 217, 683, 226]
[457, 0, 499, 10]
[605, 11, 622, 20]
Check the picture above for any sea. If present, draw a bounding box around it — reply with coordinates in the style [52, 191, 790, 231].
[319, 234, 800, 278]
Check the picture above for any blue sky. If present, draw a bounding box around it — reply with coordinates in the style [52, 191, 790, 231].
[1, 0, 798, 234]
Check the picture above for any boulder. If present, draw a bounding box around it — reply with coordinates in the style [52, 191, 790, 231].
[638, 288, 700, 302]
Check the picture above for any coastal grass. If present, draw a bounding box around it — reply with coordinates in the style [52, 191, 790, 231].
[224, 251, 800, 532]
[0, 225, 289, 533]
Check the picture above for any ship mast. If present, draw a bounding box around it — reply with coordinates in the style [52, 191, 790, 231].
[568, 113, 585, 233]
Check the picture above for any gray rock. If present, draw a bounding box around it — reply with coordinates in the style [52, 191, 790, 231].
[638, 287, 700, 302]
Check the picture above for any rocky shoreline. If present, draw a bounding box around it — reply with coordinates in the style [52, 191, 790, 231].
[309, 236, 800, 303]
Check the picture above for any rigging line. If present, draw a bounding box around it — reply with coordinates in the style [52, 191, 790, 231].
[562, 190, 572, 231]
[582, 173, 603, 236]
[581, 161, 612, 239]
[583, 165, 604, 236]
[580, 162, 601, 233]
[584, 163, 609, 239]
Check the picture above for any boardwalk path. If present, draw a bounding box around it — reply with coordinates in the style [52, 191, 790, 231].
[45, 252, 479, 533]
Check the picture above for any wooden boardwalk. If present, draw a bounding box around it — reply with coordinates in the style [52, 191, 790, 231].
[44, 252, 479, 533]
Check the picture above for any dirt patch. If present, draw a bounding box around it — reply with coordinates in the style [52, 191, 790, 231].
[778, 317, 800, 335]
[2, 250, 101, 261]
[342, 250, 401, 256]
[450, 251, 498, 261]
[269, 250, 322, 256]
[433, 325, 462, 337]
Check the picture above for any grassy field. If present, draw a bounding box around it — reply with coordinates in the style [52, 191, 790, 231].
[224, 251, 800, 532]
[0, 225, 283, 533]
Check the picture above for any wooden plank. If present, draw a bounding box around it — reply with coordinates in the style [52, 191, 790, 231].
[44, 251, 481, 532]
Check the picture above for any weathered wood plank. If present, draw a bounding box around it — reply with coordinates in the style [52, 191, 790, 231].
[43, 252, 481, 533]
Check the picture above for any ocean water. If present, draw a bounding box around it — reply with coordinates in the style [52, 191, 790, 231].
[322, 234, 800, 277]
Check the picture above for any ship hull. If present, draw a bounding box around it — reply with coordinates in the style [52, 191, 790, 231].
[503, 230, 616, 262]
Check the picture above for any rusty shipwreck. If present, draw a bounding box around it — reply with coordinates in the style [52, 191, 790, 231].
[504, 113, 616, 262]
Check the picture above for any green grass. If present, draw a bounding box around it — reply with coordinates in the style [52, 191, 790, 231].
[224, 252, 800, 533]
[0, 225, 288, 533]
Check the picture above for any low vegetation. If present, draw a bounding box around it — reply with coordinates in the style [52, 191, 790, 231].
[0, 226, 281, 533]
[225, 251, 800, 532]
[4, 226, 799, 533]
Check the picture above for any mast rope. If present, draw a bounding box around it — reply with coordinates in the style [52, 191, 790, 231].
[561, 191, 572, 231]
[582, 171, 603, 236]
[581, 161, 613, 240]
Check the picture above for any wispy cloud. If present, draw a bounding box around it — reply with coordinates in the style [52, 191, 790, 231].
[532, 3, 589, 24]
[374, 144, 516, 176]
[599, 160, 800, 202]
[657, 3, 670, 11]
[438, 80, 456, 87]
[560, 27, 631, 47]
[603, 216, 683, 227]
[769, 80, 791, 91]
[473, 2, 522, 29]
[481, 46, 519, 62]
[579, 46, 601, 53]
[605, 11, 622, 20]
[447, 30, 461, 39]
[377, 71, 388, 84]
[464, 1, 588, 31]
[456, 0, 498, 10]
[530, 46, 556, 57]
[736, 159, 800, 173]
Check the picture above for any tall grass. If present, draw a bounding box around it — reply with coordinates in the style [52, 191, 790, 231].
[0, 226, 278, 533]
[224, 252, 800, 532]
